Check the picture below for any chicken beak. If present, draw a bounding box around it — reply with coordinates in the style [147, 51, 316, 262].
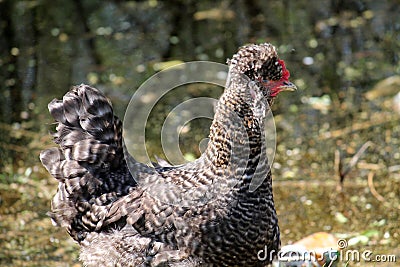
[279, 81, 297, 92]
[261, 79, 297, 97]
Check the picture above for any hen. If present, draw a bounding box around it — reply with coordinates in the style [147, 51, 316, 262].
[40, 43, 296, 266]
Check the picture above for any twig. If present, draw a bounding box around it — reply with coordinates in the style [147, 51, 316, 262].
[367, 171, 385, 202]
[337, 141, 373, 189]
[0, 122, 41, 138]
[388, 165, 400, 173]
[357, 162, 382, 170]
[340, 141, 373, 179]
[335, 149, 343, 191]
[319, 116, 399, 140]
[0, 142, 28, 153]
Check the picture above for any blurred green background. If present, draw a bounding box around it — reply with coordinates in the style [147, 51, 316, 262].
[0, 0, 399, 266]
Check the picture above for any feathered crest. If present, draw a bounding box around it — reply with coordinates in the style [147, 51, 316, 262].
[227, 43, 278, 74]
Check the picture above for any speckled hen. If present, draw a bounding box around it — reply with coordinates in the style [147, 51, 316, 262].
[40, 43, 296, 266]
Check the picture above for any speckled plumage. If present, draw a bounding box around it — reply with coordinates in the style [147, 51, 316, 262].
[40, 43, 295, 266]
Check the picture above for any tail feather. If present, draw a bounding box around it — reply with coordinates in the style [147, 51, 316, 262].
[49, 85, 121, 168]
[40, 147, 66, 180]
[40, 84, 137, 242]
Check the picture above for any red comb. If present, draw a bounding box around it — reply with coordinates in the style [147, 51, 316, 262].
[278, 59, 290, 80]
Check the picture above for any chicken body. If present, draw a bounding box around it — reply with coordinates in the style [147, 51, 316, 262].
[40, 43, 296, 266]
